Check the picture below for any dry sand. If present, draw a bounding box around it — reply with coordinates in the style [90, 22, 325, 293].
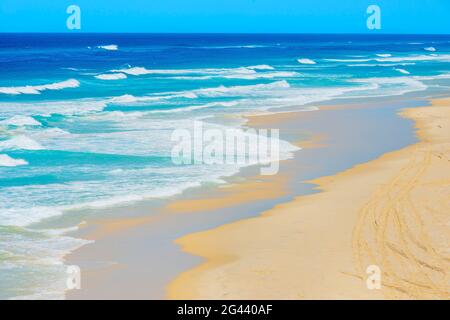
[168, 98, 450, 300]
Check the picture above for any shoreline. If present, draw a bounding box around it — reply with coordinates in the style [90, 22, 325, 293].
[168, 97, 450, 300]
[2, 33, 450, 301]
[65, 96, 423, 299]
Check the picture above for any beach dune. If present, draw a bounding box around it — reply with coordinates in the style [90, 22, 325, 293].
[168, 98, 450, 300]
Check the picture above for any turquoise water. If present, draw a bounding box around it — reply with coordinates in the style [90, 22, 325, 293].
[0, 34, 450, 299]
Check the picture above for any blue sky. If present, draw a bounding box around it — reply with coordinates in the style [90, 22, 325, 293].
[0, 0, 449, 33]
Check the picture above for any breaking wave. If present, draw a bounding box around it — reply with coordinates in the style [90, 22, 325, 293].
[297, 58, 316, 65]
[0, 79, 80, 95]
[97, 44, 119, 51]
[0, 154, 28, 167]
[0, 136, 44, 151]
[95, 73, 127, 80]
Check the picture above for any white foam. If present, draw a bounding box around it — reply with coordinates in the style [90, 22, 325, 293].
[375, 54, 450, 63]
[111, 67, 150, 75]
[97, 44, 118, 51]
[222, 71, 298, 80]
[108, 91, 198, 105]
[37, 226, 80, 236]
[94, 73, 127, 80]
[180, 92, 198, 99]
[413, 73, 450, 81]
[325, 58, 371, 63]
[172, 71, 298, 80]
[347, 62, 416, 67]
[193, 80, 290, 97]
[376, 54, 392, 58]
[33, 128, 71, 139]
[0, 79, 80, 95]
[111, 66, 255, 76]
[394, 68, 411, 75]
[0, 210, 54, 231]
[149, 101, 240, 114]
[297, 58, 316, 65]
[350, 76, 427, 97]
[0, 116, 41, 126]
[109, 94, 139, 104]
[424, 47, 436, 52]
[0, 136, 44, 151]
[192, 44, 270, 49]
[246, 65, 275, 70]
[0, 154, 28, 167]
[0, 99, 107, 117]
[108, 81, 290, 106]
[109, 65, 297, 81]
[337, 54, 450, 64]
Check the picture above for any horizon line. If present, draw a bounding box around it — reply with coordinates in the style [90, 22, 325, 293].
[1, 32, 450, 36]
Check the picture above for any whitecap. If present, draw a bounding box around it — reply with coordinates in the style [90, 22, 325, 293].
[394, 68, 411, 75]
[297, 58, 316, 65]
[111, 67, 169, 75]
[325, 58, 371, 63]
[413, 73, 450, 81]
[108, 91, 198, 105]
[0, 79, 80, 95]
[376, 54, 392, 58]
[170, 71, 298, 81]
[109, 80, 291, 106]
[424, 47, 436, 52]
[222, 71, 298, 80]
[375, 54, 450, 63]
[246, 65, 275, 70]
[109, 94, 139, 104]
[0, 116, 41, 126]
[347, 62, 415, 67]
[33, 128, 70, 139]
[148, 101, 240, 114]
[0, 99, 106, 118]
[0, 136, 44, 151]
[110, 66, 290, 80]
[194, 80, 290, 97]
[0, 154, 28, 167]
[97, 44, 118, 51]
[94, 73, 127, 80]
[111, 66, 244, 76]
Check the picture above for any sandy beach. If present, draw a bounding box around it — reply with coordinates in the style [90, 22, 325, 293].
[64, 96, 426, 299]
[64, 95, 442, 300]
[168, 98, 450, 300]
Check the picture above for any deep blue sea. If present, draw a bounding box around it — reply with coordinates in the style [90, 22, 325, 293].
[0, 33, 449, 299]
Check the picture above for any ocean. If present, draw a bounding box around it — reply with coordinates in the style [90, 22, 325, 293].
[0, 33, 449, 299]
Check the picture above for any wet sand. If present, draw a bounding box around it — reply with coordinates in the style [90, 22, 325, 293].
[168, 98, 450, 300]
[65, 96, 422, 299]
